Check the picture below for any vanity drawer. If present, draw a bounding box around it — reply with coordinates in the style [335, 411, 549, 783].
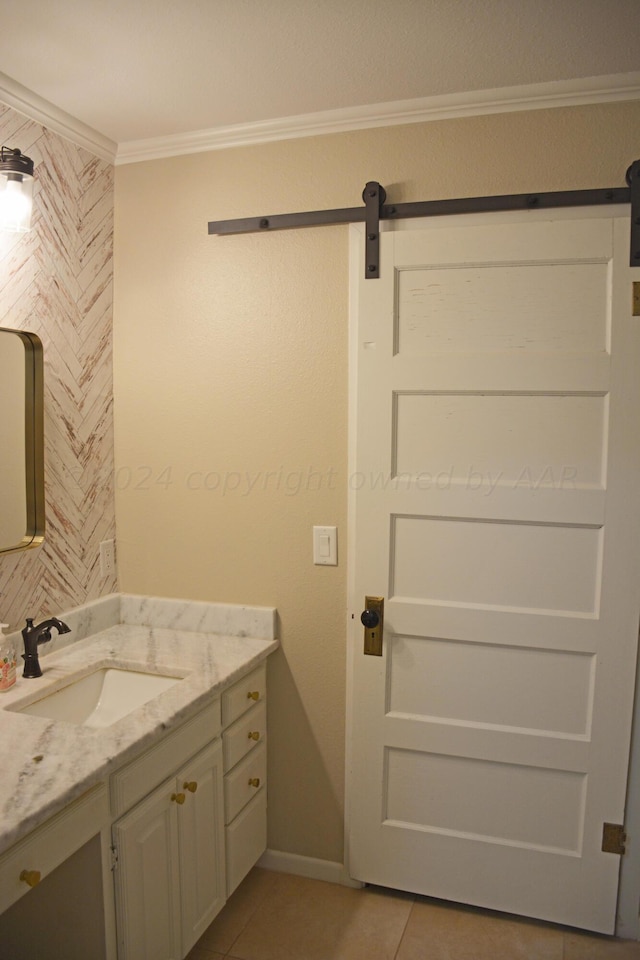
[224, 741, 266, 824]
[111, 698, 221, 816]
[221, 664, 266, 727]
[223, 699, 266, 772]
[226, 789, 267, 897]
[0, 783, 109, 914]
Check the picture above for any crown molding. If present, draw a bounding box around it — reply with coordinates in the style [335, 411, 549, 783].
[116, 72, 640, 165]
[1, 68, 638, 167]
[0, 71, 117, 163]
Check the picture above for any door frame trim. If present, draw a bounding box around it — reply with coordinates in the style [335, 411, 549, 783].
[345, 208, 640, 939]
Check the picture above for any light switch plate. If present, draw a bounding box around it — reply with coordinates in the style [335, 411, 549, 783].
[313, 525, 337, 565]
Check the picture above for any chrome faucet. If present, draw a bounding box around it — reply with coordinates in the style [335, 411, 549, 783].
[22, 617, 71, 678]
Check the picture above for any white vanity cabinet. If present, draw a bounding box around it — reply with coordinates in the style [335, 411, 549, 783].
[0, 653, 273, 960]
[111, 700, 225, 960]
[222, 663, 268, 895]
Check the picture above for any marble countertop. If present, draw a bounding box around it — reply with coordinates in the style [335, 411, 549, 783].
[0, 594, 278, 856]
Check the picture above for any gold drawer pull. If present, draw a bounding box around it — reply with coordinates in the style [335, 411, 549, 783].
[20, 869, 41, 887]
[183, 781, 198, 793]
[247, 690, 260, 701]
[171, 792, 186, 805]
[248, 731, 260, 741]
[248, 777, 261, 788]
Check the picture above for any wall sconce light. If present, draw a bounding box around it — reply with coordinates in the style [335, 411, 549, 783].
[0, 147, 34, 233]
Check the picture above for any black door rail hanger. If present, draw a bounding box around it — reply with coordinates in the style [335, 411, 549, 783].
[208, 161, 640, 277]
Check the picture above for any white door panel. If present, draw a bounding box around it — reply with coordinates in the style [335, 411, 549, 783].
[348, 214, 640, 933]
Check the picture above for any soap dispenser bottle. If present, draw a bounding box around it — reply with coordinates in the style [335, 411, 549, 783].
[0, 624, 17, 691]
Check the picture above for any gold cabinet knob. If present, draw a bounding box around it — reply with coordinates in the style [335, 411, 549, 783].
[248, 777, 261, 788]
[183, 781, 198, 793]
[247, 690, 260, 701]
[171, 792, 186, 805]
[20, 869, 41, 887]
[248, 731, 260, 741]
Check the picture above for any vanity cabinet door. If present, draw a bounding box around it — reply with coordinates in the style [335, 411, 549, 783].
[113, 739, 225, 960]
[177, 739, 225, 956]
[112, 778, 182, 960]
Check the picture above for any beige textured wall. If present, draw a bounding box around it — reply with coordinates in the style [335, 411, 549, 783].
[113, 101, 640, 864]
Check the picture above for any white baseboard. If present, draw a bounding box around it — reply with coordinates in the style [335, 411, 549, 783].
[257, 849, 363, 888]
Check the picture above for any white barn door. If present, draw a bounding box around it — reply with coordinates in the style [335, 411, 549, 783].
[347, 212, 640, 933]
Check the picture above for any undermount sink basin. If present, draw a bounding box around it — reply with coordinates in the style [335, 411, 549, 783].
[11, 668, 181, 728]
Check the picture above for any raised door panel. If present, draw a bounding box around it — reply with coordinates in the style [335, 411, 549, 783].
[112, 779, 181, 960]
[177, 740, 226, 955]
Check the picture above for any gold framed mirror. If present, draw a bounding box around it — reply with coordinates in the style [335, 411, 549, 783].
[0, 327, 44, 554]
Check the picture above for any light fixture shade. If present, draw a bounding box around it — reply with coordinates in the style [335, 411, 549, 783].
[0, 147, 34, 233]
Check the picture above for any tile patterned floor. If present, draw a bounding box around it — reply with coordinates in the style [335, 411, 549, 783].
[187, 868, 640, 960]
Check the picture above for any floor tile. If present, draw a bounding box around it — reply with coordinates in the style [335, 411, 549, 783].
[193, 867, 640, 960]
[185, 946, 225, 960]
[395, 898, 564, 960]
[196, 868, 277, 954]
[227, 872, 414, 960]
[564, 932, 640, 959]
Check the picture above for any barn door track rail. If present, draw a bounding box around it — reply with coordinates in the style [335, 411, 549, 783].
[208, 161, 640, 277]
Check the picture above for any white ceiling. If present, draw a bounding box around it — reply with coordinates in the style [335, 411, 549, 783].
[0, 0, 639, 162]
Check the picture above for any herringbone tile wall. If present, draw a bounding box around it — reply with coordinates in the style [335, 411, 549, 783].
[0, 103, 116, 630]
